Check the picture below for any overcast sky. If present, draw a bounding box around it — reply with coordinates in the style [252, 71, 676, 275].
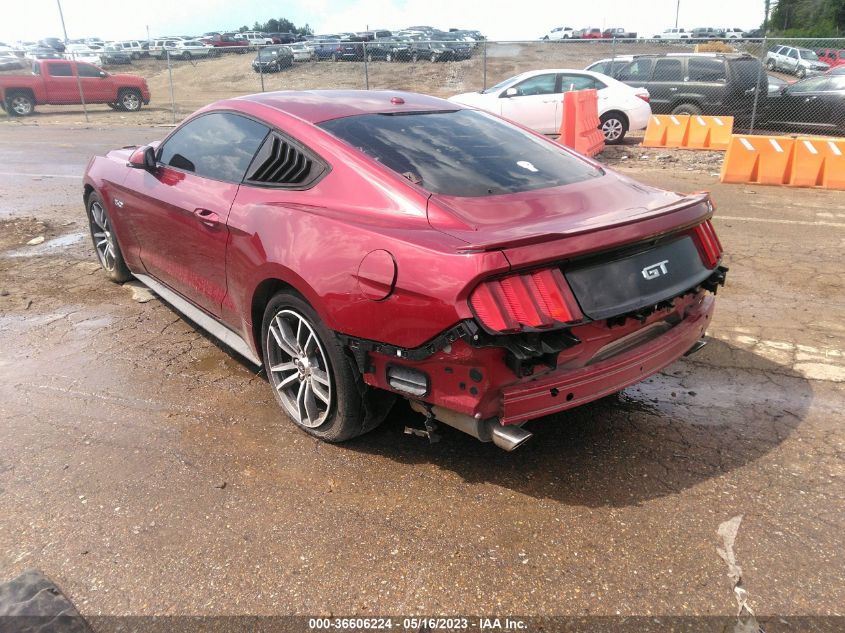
[2, 0, 767, 44]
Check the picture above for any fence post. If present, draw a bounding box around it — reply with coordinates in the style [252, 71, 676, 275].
[611, 37, 617, 73]
[167, 50, 176, 124]
[482, 39, 487, 90]
[71, 53, 90, 123]
[258, 45, 265, 93]
[749, 35, 768, 133]
[363, 41, 369, 90]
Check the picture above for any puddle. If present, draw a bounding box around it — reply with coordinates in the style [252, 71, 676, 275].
[3, 231, 86, 258]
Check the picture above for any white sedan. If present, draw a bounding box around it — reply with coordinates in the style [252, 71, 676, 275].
[449, 69, 651, 144]
[64, 44, 102, 66]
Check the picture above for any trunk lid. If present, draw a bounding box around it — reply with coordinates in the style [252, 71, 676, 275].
[426, 171, 712, 262]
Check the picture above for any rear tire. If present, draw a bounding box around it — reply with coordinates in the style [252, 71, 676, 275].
[411, 53, 418, 63]
[331, 53, 338, 62]
[261, 292, 394, 442]
[386, 52, 393, 62]
[182, 51, 191, 60]
[766, 59, 776, 71]
[797, 67, 807, 78]
[86, 191, 131, 283]
[430, 52, 437, 62]
[671, 102, 702, 115]
[6, 92, 34, 116]
[600, 111, 628, 144]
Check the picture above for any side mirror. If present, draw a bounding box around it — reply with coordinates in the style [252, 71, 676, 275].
[128, 145, 157, 172]
[99, 71, 107, 78]
[504, 87, 518, 97]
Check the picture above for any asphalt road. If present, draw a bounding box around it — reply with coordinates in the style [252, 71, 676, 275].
[0, 126, 843, 624]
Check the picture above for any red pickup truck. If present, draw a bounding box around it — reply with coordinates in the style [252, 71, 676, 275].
[0, 59, 150, 116]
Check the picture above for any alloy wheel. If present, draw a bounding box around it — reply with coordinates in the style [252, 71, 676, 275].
[89, 201, 117, 271]
[121, 92, 140, 111]
[602, 117, 624, 142]
[266, 309, 333, 428]
[10, 96, 32, 115]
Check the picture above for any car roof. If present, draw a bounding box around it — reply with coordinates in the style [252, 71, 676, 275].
[236, 90, 459, 124]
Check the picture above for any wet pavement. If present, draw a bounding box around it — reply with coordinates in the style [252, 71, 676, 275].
[0, 126, 843, 619]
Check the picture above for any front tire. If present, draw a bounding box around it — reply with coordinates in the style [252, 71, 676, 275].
[385, 52, 393, 62]
[117, 89, 142, 112]
[600, 112, 628, 144]
[430, 52, 437, 63]
[797, 67, 807, 78]
[766, 59, 776, 71]
[86, 192, 131, 283]
[262, 292, 393, 442]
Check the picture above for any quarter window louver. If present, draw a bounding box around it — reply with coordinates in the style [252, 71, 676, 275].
[245, 133, 323, 187]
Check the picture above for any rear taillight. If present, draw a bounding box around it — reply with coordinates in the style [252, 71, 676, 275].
[636, 93, 650, 103]
[470, 268, 583, 333]
[693, 219, 723, 268]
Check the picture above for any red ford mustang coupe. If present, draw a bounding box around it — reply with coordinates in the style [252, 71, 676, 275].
[83, 90, 726, 450]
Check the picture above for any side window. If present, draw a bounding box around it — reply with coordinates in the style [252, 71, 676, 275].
[688, 58, 726, 82]
[48, 63, 73, 77]
[589, 62, 608, 75]
[512, 73, 557, 96]
[559, 74, 600, 91]
[78, 64, 102, 78]
[794, 77, 829, 92]
[787, 48, 798, 59]
[618, 58, 654, 81]
[653, 58, 683, 81]
[158, 112, 270, 183]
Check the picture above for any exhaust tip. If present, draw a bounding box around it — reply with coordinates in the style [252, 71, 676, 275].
[489, 423, 533, 452]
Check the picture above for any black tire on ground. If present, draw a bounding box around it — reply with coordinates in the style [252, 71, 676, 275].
[117, 89, 142, 112]
[430, 52, 437, 62]
[106, 103, 120, 110]
[85, 191, 132, 283]
[331, 53, 338, 62]
[182, 51, 191, 60]
[131, 51, 140, 60]
[6, 91, 35, 116]
[797, 67, 807, 78]
[599, 111, 628, 144]
[367, 53, 374, 62]
[411, 53, 418, 62]
[766, 59, 776, 71]
[386, 52, 393, 62]
[671, 102, 702, 115]
[261, 291, 395, 442]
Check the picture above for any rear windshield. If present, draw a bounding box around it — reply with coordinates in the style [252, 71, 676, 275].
[318, 109, 601, 197]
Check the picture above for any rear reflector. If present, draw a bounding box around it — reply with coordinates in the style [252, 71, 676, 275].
[693, 219, 723, 268]
[470, 268, 583, 333]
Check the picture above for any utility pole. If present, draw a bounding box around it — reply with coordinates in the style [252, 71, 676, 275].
[56, 0, 89, 123]
[675, 0, 681, 29]
[763, 0, 771, 33]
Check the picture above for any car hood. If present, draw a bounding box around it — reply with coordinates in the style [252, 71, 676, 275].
[426, 167, 708, 252]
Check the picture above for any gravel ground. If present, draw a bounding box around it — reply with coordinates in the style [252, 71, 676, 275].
[0, 124, 843, 627]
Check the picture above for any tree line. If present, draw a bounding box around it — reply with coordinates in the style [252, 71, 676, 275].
[770, 0, 845, 36]
[237, 18, 313, 36]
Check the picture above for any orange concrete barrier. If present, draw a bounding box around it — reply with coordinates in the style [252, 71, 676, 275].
[788, 137, 845, 190]
[642, 114, 734, 150]
[642, 114, 690, 148]
[720, 135, 795, 185]
[557, 89, 605, 157]
[686, 115, 734, 150]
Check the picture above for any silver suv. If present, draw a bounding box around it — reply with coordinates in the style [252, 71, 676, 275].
[766, 45, 830, 78]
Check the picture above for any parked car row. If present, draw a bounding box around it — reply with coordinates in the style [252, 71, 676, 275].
[586, 52, 845, 132]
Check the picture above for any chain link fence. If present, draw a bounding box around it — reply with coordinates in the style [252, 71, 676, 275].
[2, 38, 844, 137]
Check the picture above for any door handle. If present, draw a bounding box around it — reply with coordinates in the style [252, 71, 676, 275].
[194, 208, 220, 227]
